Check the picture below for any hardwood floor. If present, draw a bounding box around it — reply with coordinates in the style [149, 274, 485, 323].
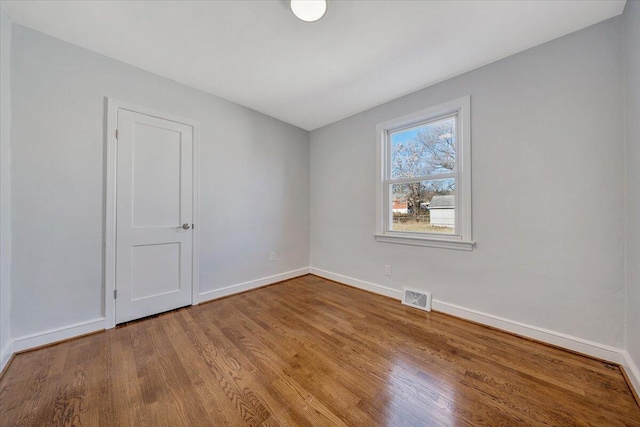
[1, 274, 639, 426]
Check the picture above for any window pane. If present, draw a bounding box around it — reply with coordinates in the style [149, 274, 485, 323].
[390, 116, 456, 179]
[391, 179, 455, 234]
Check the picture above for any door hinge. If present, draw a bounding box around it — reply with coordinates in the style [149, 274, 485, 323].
[115, 129, 119, 139]
[114, 289, 117, 299]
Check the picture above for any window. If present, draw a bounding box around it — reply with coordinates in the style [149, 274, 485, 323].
[375, 96, 473, 250]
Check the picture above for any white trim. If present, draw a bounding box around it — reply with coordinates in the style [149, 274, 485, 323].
[0, 3, 13, 379]
[310, 268, 403, 300]
[431, 300, 624, 364]
[309, 267, 625, 364]
[375, 96, 472, 249]
[0, 339, 13, 373]
[622, 351, 640, 399]
[199, 268, 310, 303]
[105, 98, 201, 329]
[374, 233, 475, 250]
[191, 122, 201, 305]
[105, 98, 117, 330]
[11, 318, 105, 354]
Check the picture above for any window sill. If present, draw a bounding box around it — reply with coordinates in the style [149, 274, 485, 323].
[374, 233, 475, 251]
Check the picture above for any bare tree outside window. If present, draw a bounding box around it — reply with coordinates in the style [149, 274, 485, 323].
[389, 117, 456, 233]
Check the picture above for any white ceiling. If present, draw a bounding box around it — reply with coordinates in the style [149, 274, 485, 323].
[2, 0, 626, 131]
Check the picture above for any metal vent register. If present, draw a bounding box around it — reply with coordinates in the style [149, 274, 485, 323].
[402, 288, 432, 312]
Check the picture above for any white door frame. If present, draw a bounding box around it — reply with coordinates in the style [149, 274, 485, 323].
[104, 98, 200, 329]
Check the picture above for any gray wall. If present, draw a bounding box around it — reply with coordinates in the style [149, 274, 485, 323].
[624, 0, 640, 370]
[5, 7, 635, 358]
[310, 17, 625, 347]
[0, 6, 11, 354]
[10, 25, 310, 337]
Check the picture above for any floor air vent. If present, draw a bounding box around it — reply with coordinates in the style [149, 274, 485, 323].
[402, 288, 432, 312]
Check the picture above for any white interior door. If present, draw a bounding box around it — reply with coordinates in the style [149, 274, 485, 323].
[115, 108, 193, 324]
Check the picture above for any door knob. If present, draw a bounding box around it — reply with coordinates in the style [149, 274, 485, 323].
[181, 223, 190, 230]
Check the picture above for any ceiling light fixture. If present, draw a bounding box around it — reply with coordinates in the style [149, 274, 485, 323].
[291, 0, 327, 23]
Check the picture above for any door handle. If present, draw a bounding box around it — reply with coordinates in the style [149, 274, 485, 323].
[179, 223, 190, 230]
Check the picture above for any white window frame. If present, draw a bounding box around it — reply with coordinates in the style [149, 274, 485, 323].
[374, 96, 474, 251]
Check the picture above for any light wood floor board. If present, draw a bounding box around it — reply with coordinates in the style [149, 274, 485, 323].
[1, 275, 639, 426]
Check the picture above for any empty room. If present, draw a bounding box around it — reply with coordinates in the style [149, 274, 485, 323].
[0, 0, 639, 425]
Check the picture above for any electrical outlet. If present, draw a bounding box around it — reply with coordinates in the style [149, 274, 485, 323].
[384, 265, 392, 276]
[270, 251, 276, 261]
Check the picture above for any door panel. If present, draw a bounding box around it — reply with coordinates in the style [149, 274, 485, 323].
[132, 123, 182, 227]
[131, 243, 181, 301]
[116, 109, 193, 324]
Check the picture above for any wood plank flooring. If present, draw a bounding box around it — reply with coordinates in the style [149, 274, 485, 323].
[1, 275, 639, 426]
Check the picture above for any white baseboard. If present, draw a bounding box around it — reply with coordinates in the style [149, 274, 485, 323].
[622, 351, 640, 400]
[310, 268, 403, 300]
[309, 267, 625, 365]
[199, 267, 310, 303]
[1, 267, 310, 372]
[431, 300, 624, 364]
[0, 317, 106, 375]
[0, 339, 13, 373]
[11, 317, 105, 354]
